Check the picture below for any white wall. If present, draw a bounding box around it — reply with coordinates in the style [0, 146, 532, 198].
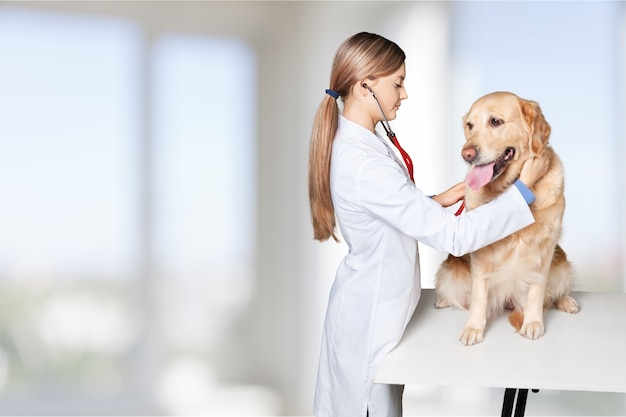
[621, 1, 626, 292]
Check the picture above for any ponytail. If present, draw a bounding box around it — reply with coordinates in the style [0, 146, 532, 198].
[309, 94, 339, 242]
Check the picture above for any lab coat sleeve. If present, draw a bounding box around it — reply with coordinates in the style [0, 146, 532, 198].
[354, 153, 535, 257]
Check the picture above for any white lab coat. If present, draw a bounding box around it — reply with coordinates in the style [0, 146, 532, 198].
[313, 116, 535, 417]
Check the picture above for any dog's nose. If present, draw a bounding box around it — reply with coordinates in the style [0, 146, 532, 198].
[462, 146, 477, 163]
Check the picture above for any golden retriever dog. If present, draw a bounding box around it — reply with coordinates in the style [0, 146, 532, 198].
[435, 91, 579, 346]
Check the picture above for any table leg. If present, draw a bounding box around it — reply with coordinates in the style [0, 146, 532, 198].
[501, 388, 531, 417]
[501, 388, 516, 417]
[514, 389, 529, 417]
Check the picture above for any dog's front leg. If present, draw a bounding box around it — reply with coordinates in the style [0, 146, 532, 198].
[459, 274, 489, 346]
[519, 282, 546, 339]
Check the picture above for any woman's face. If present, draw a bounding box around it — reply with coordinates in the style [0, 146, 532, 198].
[369, 63, 408, 122]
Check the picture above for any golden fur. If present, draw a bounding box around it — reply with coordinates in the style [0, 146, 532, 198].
[435, 91, 579, 346]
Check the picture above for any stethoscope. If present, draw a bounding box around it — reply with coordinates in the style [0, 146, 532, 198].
[363, 83, 465, 215]
[362, 83, 414, 182]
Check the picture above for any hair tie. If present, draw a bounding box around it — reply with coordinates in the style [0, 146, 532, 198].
[325, 89, 340, 99]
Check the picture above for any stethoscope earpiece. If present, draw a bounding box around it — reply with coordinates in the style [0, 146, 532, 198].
[363, 83, 394, 138]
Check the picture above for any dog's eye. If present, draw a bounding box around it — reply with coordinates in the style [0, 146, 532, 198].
[490, 118, 504, 126]
[466, 122, 474, 130]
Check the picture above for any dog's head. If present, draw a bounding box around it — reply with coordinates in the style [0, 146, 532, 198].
[461, 91, 551, 191]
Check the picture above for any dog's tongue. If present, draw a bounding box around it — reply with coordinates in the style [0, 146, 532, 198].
[466, 162, 495, 190]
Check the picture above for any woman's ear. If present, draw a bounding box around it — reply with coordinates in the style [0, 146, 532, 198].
[359, 78, 378, 96]
[357, 80, 370, 97]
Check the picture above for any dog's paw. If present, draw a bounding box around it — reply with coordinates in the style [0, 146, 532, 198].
[555, 295, 580, 314]
[519, 321, 544, 340]
[459, 327, 484, 346]
[434, 296, 451, 309]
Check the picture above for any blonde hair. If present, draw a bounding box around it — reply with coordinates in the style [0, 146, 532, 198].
[308, 32, 405, 242]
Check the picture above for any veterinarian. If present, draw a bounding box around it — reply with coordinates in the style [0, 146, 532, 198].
[308, 32, 550, 417]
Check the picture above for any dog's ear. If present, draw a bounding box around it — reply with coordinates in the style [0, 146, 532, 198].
[521, 99, 551, 156]
[461, 112, 469, 133]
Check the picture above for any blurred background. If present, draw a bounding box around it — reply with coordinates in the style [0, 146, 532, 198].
[0, 1, 624, 415]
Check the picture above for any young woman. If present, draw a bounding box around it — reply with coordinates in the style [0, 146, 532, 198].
[308, 32, 549, 417]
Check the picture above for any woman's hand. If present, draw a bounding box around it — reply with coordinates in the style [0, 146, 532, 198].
[431, 182, 466, 208]
[519, 152, 550, 189]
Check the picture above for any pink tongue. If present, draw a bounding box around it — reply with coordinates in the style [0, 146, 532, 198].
[466, 162, 495, 190]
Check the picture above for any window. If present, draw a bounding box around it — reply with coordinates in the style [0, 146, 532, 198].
[0, 6, 259, 414]
[150, 34, 260, 414]
[0, 9, 141, 411]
